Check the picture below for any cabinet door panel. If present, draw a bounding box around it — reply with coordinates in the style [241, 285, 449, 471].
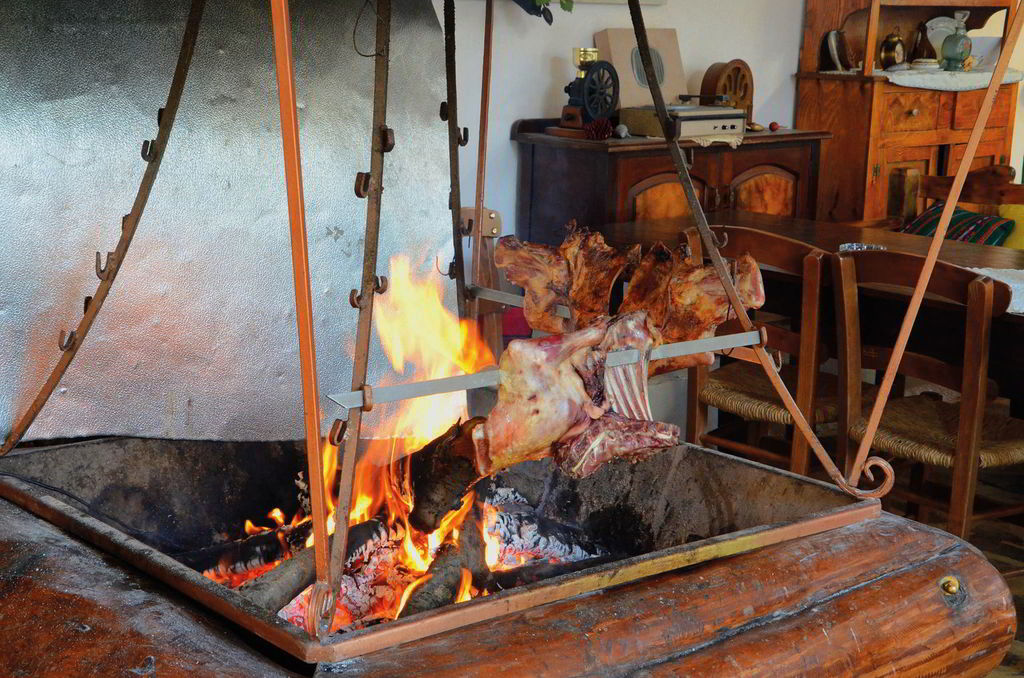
[948, 139, 1005, 175]
[628, 174, 707, 221]
[883, 145, 939, 217]
[729, 166, 797, 216]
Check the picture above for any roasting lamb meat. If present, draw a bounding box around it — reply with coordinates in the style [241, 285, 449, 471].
[493, 237, 571, 334]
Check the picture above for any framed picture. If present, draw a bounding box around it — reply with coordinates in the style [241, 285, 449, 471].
[594, 27, 685, 108]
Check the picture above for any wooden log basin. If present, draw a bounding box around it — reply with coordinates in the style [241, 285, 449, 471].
[0, 491, 1013, 676]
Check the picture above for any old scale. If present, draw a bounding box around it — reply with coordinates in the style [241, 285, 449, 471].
[0, 0, 1020, 663]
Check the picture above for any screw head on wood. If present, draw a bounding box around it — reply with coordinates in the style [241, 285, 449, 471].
[940, 576, 960, 596]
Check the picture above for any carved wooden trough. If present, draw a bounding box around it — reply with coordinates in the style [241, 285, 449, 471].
[0, 437, 1014, 673]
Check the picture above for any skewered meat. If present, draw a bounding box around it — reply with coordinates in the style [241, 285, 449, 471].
[599, 311, 660, 421]
[558, 223, 639, 328]
[652, 253, 765, 374]
[473, 320, 610, 476]
[555, 413, 680, 479]
[472, 312, 678, 479]
[494, 237, 571, 334]
[618, 242, 679, 330]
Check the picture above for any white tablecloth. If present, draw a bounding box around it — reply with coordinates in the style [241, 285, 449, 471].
[969, 267, 1024, 314]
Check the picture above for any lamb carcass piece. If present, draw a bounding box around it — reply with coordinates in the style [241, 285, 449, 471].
[618, 242, 679, 330]
[494, 236, 571, 334]
[554, 413, 680, 479]
[651, 253, 766, 375]
[472, 313, 678, 478]
[558, 223, 639, 328]
[473, 319, 609, 476]
[598, 311, 661, 421]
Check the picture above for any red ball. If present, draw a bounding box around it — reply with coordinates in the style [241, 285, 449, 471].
[769, 121, 780, 132]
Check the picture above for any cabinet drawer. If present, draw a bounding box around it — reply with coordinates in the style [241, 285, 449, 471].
[882, 91, 941, 133]
[954, 88, 1012, 129]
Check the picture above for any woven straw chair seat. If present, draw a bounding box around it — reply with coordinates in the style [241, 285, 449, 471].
[849, 395, 1024, 468]
[699, 362, 876, 426]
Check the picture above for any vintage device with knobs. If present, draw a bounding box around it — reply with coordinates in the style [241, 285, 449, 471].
[547, 47, 620, 139]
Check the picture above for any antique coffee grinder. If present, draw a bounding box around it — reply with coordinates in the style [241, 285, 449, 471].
[547, 47, 619, 139]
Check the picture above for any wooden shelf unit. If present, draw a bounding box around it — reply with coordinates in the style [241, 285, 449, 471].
[796, 0, 1020, 222]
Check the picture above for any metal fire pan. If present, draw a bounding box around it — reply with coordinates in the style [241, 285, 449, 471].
[0, 446, 879, 664]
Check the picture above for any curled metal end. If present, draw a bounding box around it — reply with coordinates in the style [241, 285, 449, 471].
[141, 139, 158, 162]
[374, 275, 388, 294]
[349, 289, 363, 309]
[711, 230, 729, 250]
[328, 419, 347, 447]
[458, 127, 470, 147]
[835, 456, 895, 499]
[58, 329, 77, 352]
[306, 581, 335, 640]
[95, 251, 114, 281]
[439, 100, 449, 122]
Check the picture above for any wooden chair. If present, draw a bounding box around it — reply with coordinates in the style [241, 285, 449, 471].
[833, 249, 1024, 539]
[687, 225, 841, 475]
[855, 164, 1024, 229]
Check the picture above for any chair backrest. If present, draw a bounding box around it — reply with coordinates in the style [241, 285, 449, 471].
[833, 249, 1010, 421]
[694, 225, 830, 362]
[891, 165, 1024, 220]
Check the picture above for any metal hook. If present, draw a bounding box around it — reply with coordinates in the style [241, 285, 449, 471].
[141, 139, 158, 162]
[439, 101, 449, 121]
[349, 289, 363, 309]
[374, 275, 388, 294]
[328, 418, 347, 446]
[58, 329, 76, 352]
[458, 127, 469, 147]
[354, 172, 371, 199]
[95, 251, 114, 281]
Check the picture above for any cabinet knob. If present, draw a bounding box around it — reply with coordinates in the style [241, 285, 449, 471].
[909, 108, 920, 117]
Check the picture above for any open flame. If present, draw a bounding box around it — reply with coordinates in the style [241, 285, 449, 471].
[213, 255, 497, 626]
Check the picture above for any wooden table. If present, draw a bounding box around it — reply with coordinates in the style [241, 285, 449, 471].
[600, 209, 1024, 416]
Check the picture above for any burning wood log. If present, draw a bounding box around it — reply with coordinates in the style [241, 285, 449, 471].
[409, 418, 485, 533]
[398, 505, 490, 618]
[176, 519, 312, 581]
[239, 517, 401, 612]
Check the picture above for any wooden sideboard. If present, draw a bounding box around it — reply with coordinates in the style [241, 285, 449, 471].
[794, 0, 1019, 222]
[512, 119, 829, 245]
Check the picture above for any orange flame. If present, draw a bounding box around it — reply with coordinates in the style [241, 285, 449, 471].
[220, 255, 496, 621]
[455, 568, 473, 604]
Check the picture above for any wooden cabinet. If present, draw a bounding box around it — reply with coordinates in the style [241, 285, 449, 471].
[512, 119, 828, 245]
[795, 0, 1019, 222]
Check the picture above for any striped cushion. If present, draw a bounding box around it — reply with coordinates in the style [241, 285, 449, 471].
[900, 201, 1015, 246]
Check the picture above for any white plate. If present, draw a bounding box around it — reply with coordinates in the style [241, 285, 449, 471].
[926, 16, 958, 57]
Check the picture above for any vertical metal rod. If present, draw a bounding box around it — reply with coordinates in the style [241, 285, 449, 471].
[848, 6, 1024, 487]
[267, 0, 331, 635]
[1, 0, 206, 457]
[325, 0, 393, 637]
[470, 0, 494, 295]
[443, 0, 468, 319]
[626, 0, 892, 499]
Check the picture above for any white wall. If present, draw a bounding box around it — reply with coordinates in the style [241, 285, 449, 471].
[434, 2, 1024, 232]
[432, 0, 806, 235]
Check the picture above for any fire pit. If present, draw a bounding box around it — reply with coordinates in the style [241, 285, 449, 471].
[0, 433, 877, 663]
